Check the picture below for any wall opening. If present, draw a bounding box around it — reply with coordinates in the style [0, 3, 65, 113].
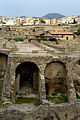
[16, 62, 39, 97]
[45, 61, 67, 96]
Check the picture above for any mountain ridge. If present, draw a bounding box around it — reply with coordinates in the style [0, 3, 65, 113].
[42, 13, 65, 19]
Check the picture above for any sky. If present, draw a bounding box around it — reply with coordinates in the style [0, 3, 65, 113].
[0, 0, 80, 18]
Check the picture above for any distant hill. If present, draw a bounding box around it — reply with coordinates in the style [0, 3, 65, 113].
[20, 16, 26, 18]
[32, 17, 39, 18]
[42, 13, 65, 19]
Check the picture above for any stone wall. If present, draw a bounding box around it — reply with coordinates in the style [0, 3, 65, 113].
[0, 53, 7, 98]
[0, 101, 80, 120]
[1, 52, 79, 102]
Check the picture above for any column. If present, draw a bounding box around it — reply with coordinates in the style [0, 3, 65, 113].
[39, 72, 46, 100]
[16, 74, 20, 92]
[67, 69, 76, 102]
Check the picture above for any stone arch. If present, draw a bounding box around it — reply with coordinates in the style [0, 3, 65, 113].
[15, 61, 40, 98]
[44, 61, 67, 95]
[0, 53, 8, 99]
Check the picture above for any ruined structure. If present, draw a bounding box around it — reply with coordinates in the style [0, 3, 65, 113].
[0, 25, 80, 120]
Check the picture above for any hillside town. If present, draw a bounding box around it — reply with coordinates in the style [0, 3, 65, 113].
[0, 14, 80, 26]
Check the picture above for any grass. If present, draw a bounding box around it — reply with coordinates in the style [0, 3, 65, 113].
[46, 94, 68, 104]
[14, 97, 41, 106]
[0, 101, 11, 108]
[8, 37, 24, 42]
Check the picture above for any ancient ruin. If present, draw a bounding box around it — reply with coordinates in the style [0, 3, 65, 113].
[0, 25, 80, 120]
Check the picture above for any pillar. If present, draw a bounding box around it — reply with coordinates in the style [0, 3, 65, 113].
[67, 69, 76, 102]
[39, 72, 46, 100]
[16, 74, 20, 92]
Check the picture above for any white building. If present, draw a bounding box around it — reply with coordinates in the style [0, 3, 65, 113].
[75, 15, 80, 25]
[6, 19, 16, 25]
[57, 16, 75, 25]
[42, 18, 51, 24]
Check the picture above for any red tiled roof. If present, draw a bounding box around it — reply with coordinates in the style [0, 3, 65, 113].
[49, 31, 74, 35]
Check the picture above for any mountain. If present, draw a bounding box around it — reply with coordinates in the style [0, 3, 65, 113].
[42, 13, 65, 19]
[32, 17, 39, 18]
[20, 16, 26, 18]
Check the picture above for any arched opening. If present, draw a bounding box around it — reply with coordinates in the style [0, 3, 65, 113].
[15, 62, 39, 97]
[45, 61, 67, 96]
[0, 53, 8, 99]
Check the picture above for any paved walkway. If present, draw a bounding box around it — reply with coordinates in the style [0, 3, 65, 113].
[16, 42, 42, 53]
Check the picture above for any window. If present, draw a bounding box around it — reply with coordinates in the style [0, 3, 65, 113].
[66, 37, 68, 40]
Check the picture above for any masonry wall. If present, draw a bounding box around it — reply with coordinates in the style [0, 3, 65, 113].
[0, 54, 7, 99]
[0, 101, 80, 120]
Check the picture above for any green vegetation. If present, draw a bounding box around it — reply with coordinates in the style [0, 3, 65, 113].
[0, 101, 11, 108]
[0, 28, 2, 30]
[8, 37, 24, 42]
[73, 19, 77, 24]
[3, 43, 6, 48]
[41, 38, 49, 41]
[14, 97, 41, 106]
[40, 19, 45, 23]
[21, 23, 23, 26]
[8, 38, 12, 41]
[76, 94, 80, 99]
[68, 48, 73, 52]
[13, 37, 24, 42]
[2, 22, 6, 24]
[46, 94, 68, 104]
[75, 26, 80, 35]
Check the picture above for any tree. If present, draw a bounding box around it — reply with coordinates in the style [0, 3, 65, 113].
[40, 19, 45, 23]
[73, 18, 77, 24]
[75, 26, 80, 35]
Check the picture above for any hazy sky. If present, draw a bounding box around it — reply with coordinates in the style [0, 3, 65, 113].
[0, 0, 80, 17]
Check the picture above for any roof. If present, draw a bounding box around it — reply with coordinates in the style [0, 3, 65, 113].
[34, 31, 45, 36]
[49, 31, 74, 35]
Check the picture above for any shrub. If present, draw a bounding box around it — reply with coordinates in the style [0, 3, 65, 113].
[76, 94, 80, 99]
[8, 38, 12, 41]
[2, 22, 6, 24]
[75, 26, 80, 35]
[13, 37, 24, 42]
[41, 38, 49, 41]
[40, 19, 45, 23]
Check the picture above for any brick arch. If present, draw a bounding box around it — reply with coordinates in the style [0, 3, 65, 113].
[9, 57, 47, 101]
[15, 59, 43, 73]
[0, 51, 9, 56]
[44, 61, 68, 95]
